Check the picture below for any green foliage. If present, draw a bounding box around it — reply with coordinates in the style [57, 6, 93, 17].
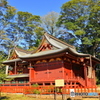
[57, 0, 100, 57]
[96, 78, 100, 85]
[32, 89, 41, 94]
[32, 84, 40, 94]
[0, 51, 7, 68]
[65, 22, 78, 30]
[0, 72, 6, 83]
[55, 88, 62, 93]
[0, 0, 17, 53]
[82, 37, 92, 45]
[32, 84, 39, 87]
[75, 30, 86, 36]
[0, 0, 43, 52]
[41, 11, 64, 37]
[14, 11, 42, 49]
[0, 51, 7, 84]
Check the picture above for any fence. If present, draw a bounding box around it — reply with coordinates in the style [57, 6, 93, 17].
[0, 86, 100, 95]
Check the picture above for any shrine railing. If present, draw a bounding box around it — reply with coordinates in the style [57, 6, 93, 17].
[0, 83, 29, 86]
[0, 86, 99, 95]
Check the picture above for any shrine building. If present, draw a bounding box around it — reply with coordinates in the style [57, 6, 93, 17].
[2, 33, 100, 88]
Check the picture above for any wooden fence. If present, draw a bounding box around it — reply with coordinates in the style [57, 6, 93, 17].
[0, 86, 100, 94]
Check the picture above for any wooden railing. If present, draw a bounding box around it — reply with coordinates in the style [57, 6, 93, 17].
[66, 77, 85, 87]
[0, 86, 99, 95]
[1, 83, 29, 86]
[77, 77, 85, 87]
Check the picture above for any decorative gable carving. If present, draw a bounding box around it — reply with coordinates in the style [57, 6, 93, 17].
[37, 39, 54, 52]
[38, 43, 52, 52]
[9, 51, 18, 60]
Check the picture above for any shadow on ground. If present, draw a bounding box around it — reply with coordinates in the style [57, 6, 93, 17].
[0, 96, 10, 100]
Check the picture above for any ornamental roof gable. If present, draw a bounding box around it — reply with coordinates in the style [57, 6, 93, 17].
[35, 33, 76, 53]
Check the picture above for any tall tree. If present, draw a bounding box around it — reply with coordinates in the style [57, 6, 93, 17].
[41, 11, 60, 37]
[41, 11, 75, 44]
[0, 0, 17, 53]
[57, 0, 100, 57]
[14, 11, 42, 49]
[5, 11, 42, 51]
[0, 51, 7, 84]
[0, 2, 44, 52]
[0, 0, 10, 51]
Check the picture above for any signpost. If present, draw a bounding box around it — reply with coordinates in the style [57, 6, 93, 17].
[55, 79, 64, 87]
[55, 79, 65, 100]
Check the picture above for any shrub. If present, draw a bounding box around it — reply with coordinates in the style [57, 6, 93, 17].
[32, 84, 40, 94]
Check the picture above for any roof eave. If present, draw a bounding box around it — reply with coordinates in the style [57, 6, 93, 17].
[2, 59, 21, 64]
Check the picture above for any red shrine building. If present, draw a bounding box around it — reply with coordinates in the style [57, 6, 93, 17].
[2, 33, 100, 88]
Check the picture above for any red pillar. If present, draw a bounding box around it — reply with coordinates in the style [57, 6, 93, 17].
[28, 62, 35, 83]
[93, 66, 96, 87]
[83, 64, 88, 87]
[62, 61, 65, 79]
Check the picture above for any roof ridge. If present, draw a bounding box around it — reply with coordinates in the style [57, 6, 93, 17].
[44, 33, 76, 50]
[15, 47, 35, 54]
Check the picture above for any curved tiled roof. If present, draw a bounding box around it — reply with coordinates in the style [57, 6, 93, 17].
[19, 47, 89, 59]
[7, 74, 29, 78]
[3, 58, 21, 64]
[2, 33, 100, 63]
[44, 33, 75, 49]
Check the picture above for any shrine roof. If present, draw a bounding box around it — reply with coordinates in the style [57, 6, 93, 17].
[18, 48, 67, 58]
[19, 47, 89, 58]
[9, 33, 77, 58]
[2, 33, 100, 63]
[35, 33, 76, 52]
[3, 58, 21, 64]
[15, 47, 34, 54]
[42, 33, 76, 49]
[7, 74, 29, 78]
[17, 46, 100, 62]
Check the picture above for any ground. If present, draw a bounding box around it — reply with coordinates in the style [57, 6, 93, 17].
[0, 93, 99, 100]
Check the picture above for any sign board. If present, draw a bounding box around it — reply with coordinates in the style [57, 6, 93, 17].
[55, 79, 64, 87]
[70, 89, 75, 97]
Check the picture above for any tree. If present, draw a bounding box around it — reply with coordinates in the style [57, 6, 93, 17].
[0, 1, 44, 53]
[40, 11, 73, 42]
[0, 0, 17, 53]
[41, 11, 60, 37]
[57, 0, 100, 57]
[0, 51, 7, 82]
[4, 11, 42, 52]
[0, 0, 10, 51]
[14, 11, 42, 49]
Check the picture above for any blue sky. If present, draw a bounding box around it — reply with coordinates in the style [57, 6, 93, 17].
[7, 0, 70, 16]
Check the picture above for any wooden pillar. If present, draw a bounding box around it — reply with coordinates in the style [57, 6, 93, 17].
[83, 64, 88, 87]
[70, 62, 73, 79]
[14, 61, 17, 74]
[47, 63, 49, 79]
[89, 55, 92, 79]
[92, 65, 96, 87]
[43, 82, 45, 86]
[62, 61, 65, 79]
[6, 65, 9, 75]
[28, 62, 34, 83]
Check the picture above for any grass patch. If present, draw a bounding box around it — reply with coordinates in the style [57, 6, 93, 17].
[0, 93, 54, 100]
[0, 93, 99, 100]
